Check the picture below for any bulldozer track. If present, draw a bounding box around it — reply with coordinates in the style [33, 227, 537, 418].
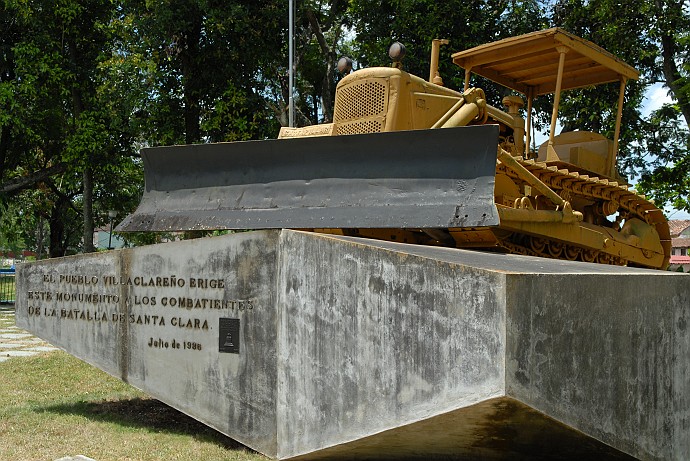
[494, 156, 670, 267]
[498, 232, 627, 266]
[498, 157, 666, 227]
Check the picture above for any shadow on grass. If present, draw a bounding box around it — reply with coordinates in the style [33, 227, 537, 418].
[40, 396, 254, 453]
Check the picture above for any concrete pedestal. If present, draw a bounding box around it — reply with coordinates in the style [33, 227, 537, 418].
[15, 230, 690, 460]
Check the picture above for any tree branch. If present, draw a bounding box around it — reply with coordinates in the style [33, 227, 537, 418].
[1, 163, 68, 194]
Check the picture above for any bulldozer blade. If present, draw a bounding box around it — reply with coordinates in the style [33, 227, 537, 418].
[116, 125, 499, 232]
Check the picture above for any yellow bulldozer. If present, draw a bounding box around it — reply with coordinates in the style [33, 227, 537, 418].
[118, 28, 671, 270]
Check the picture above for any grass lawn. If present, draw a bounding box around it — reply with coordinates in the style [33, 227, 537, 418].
[0, 352, 266, 461]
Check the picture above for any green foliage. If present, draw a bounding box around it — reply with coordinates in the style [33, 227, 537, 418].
[348, 0, 549, 106]
[2, 0, 689, 256]
[0, 201, 26, 255]
[114, 0, 283, 144]
[1, 0, 146, 256]
[552, 0, 690, 211]
[636, 101, 690, 212]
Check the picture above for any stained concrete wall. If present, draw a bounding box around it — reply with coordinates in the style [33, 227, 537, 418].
[276, 231, 506, 458]
[506, 272, 690, 460]
[284, 234, 690, 460]
[15, 229, 690, 460]
[17, 231, 280, 456]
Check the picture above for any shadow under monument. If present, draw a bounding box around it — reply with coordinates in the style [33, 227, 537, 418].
[40, 397, 251, 453]
[39, 396, 638, 461]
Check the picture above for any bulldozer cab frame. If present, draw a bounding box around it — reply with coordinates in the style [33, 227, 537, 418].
[452, 27, 639, 178]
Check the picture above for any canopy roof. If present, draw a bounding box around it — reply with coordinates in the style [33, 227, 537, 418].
[451, 28, 639, 96]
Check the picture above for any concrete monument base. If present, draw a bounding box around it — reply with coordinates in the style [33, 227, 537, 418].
[15, 230, 689, 460]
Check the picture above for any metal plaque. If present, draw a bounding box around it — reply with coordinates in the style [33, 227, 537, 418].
[219, 318, 240, 354]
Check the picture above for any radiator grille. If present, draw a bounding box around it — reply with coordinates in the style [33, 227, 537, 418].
[333, 79, 388, 135]
[335, 119, 384, 136]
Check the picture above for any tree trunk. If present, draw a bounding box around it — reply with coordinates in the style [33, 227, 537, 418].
[181, 9, 203, 144]
[68, 37, 95, 253]
[82, 166, 95, 253]
[306, 9, 341, 123]
[49, 197, 68, 258]
[1, 163, 67, 194]
[655, 0, 690, 127]
[36, 215, 45, 260]
[660, 32, 690, 127]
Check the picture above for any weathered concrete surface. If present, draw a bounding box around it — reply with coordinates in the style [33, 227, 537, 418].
[17, 232, 280, 456]
[15, 230, 690, 460]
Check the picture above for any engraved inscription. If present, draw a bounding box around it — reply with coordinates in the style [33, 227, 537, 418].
[148, 337, 202, 351]
[24, 268, 254, 355]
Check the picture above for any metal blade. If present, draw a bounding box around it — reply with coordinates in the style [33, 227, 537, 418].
[116, 126, 499, 232]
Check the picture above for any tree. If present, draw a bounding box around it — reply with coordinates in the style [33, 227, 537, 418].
[238, 0, 355, 127]
[0, 0, 144, 256]
[347, 0, 549, 105]
[0, 201, 26, 258]
[4, 0, 689, 258]
[550, 0, 690, 212]
[297, 0, 352, 124]
[636, 0, 690, 213]
[114, 0, 283, 145]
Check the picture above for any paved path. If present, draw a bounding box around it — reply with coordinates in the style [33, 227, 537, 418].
[0, 304, 59, 362]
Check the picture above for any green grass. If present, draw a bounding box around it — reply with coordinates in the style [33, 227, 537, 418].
[0, 352, 266, 461]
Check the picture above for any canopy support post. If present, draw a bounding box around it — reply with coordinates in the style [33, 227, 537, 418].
[612, 77, 627, 158]
[525, 88, 534, 158]
[547, 46, 569, 161]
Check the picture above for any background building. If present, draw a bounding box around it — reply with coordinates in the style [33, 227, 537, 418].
[669, 220, 690, 272]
